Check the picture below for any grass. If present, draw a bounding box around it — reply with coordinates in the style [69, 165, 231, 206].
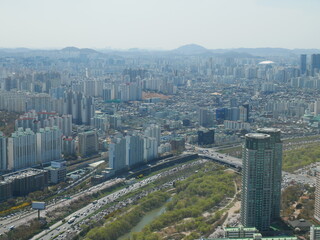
[217, 146, 242, 158]
[283, 142, 320, 172]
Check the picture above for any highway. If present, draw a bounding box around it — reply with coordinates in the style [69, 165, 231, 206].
[32, 177, 156, 240]
[1, 144, 316, 239]
[32, 160, 206, 240]
[0, 178, 124, 235]
[192, 146, 316, 187]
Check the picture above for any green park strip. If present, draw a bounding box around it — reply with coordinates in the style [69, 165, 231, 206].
[217, 146, 242, 158]
[84, 191, 171, 240]
[282, 135, 320, 144]
[283, 143, 320, 172]
[1, 158, 206, 240]
[84, 162, 237, 240]
[216, 135, 320, 173]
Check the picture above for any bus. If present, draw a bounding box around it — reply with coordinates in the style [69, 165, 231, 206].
[67, 217, 76, 224]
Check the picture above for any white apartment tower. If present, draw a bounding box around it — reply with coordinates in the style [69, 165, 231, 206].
[144, 137, 158, 162]
[36, 127, 62, 164]
[126, 134, 144, 167]
[7, 128, 37, 170]
[109, 137, 127, 171]
[0, 132, 7, 170]
[144, 124, 161, 146]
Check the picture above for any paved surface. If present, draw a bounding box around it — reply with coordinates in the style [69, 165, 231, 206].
[32, 160, 207, 240]
[193, 146, 316, 186]
[0, 178, 124, 235]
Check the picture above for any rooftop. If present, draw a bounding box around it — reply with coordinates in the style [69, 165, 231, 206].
[246, 133, 270, 139]
[257, 128, 281, 133]
[2, 168, 47, 183]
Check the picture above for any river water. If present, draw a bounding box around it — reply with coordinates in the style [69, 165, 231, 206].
[118, 202, 168, 240]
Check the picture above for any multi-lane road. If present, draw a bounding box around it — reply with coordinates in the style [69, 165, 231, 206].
[1, 144, 316, 239]
[0, 178, 124, 235]
[193, 146, 316, 187]
[32, 160, 206, 240]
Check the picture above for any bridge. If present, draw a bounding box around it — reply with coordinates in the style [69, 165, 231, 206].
[199, 153, 242, 170]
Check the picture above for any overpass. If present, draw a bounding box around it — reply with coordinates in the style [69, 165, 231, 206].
[199, 153, 242, 170]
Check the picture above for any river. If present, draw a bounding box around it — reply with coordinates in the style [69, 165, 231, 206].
[118, 201, 169, 240]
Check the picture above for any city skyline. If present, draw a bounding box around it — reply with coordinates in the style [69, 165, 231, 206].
[1, 0, 320, 49]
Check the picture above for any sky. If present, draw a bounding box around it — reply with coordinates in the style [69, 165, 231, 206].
[0, 0, 319, 50]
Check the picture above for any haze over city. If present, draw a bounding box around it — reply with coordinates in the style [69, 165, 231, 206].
[2, 1, 320, 240]
[1, 0, 320, 49]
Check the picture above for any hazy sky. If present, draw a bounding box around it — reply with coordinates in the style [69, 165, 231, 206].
[1, 0, 319, 49]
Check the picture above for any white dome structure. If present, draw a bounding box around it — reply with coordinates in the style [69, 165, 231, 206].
[258, 60, 275, 65]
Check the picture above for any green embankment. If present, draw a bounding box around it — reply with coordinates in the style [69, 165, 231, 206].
[217, 136, 320, 173]
[84, 163, 236, 240]
[125, 164, 235, 240]
[283, 143, 320, 172]
[85, 191, 170, 240]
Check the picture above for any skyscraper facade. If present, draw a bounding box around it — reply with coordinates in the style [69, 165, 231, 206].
[241, 133, 276, 231]
[311, 54, 320, 76]
[199, 108, 214, 127]
[314, 169, 320, 222]
[257, 128, 282, 220]
[300, 54, 307, 75]
[0, 132, 7, 171]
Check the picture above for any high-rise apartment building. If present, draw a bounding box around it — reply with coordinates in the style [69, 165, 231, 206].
[199, 108, 214, 127]
[300, 54, 307, 75]
[257, 128, 282, 220]
[78, 131, 98, 157]
[314, 169, 320, 222]
[241, 133, 277, 231]
[0, 132, 7, 171]
[109, 137, 127, 171]
[143, 137, 158, 162]
[311, 54, 320, 76]
[314, 100, 320, 116]
[144, 124, 161, 146]
[63, 91, 94, 125]
[240, 104, 250, 122]
[62, 137, 76, 157]
[36, 127, 62, 164]
[126, 134, 144, 167]
[7, 128, 37, 170]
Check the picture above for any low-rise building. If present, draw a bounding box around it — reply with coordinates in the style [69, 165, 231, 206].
[44, 161, 67, 184]
[310, 225, 320, 240]
[224, 226, 258, 238]
[0, 168, 48, 201]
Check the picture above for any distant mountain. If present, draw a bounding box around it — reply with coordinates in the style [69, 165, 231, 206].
[172, 44, 209, 55]
[213, 48, 294, 56]
[61, 47, 99, 54]
[0, 45, 319, 58]
[210, 48, 320, 56]
[61, 46, 80, 52]
[0, 48, 34, 53]
[170, 45, 320, 57]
